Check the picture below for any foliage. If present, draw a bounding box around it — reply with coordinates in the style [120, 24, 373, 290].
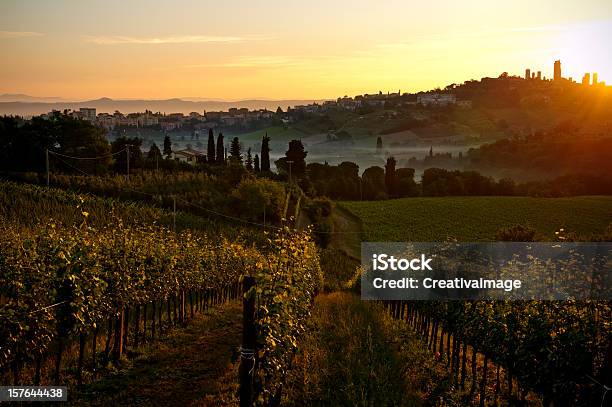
[494, 224, 538, 241]
[229, 137, 243, 164]
[146, 142, 162, 163]
[384, 156, 397, 197]
[0, 180, 262, 242]
[403, 299, 611, 405]
[3, 170, 289, 232]
[0, 113, 110, 174]
[231, 177, 286, 222]
[216, 133, 225, 165]
[362, 166, 387, 200]
[245, 148, 253, 171]
[207, 128, 216, 164]
[422, 168, 496, 196]
[306, 162, 360, 200]
[252, 226, 322, 405]
[466, 132, 612, 178]
[303, 197, 332, 220]
[302, 197, 333, 248]
[111, 136, 143, 174]
[260, 134, 271, 172]
[163, 135, 172, 158]
[317, 249, 359, 291]
[307, 163, 612, 201]
[0, 216, 258, 373]
[276, 140, 307, 177]
[396, 167, 419, 197]
[0, 207, 321, 397]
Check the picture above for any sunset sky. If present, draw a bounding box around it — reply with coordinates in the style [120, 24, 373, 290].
[1, 0, 611, 100]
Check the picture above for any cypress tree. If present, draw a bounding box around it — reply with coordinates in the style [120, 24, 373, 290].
[261, 133, 271, 172]
[245, 148, 253, 171]
[284, 139, 307, 175]
[216, 133, 224, 165]
[229, 137, 242, 164]
[384, 156, 397, 197]
[254, 154, 260, 172]
[376, 136, 383, 151]
[147, 143, 162, 161]
[207, 128, 215, 164]
[163, 135, 172, 158]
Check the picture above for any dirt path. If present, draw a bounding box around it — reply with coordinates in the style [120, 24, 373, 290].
[328, 203, 363, 260]
[283, 292, 426, 406]
[74, 303, 241, 407]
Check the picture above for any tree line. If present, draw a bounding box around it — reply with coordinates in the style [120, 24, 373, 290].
[0, 112, 274, 175]
[303, 158, 612, 200]
[2, 112, 611, 200]
[107, 129, 274, 174]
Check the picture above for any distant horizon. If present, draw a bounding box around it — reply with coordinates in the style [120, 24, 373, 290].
[0, 93, 331, 102]
[2, 61, 609, 104]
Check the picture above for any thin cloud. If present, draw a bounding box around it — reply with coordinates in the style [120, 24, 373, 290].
[509, 25, 567, 32]
[85, 34, 273, 45]
[182, 53, 364, 71]
[184, 56, 305, 69]
[0, 31, 44, 39]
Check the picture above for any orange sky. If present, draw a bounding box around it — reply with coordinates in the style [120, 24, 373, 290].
[1, 0, 611, 100]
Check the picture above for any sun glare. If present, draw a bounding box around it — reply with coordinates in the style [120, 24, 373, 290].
[555, 20, 612, 84]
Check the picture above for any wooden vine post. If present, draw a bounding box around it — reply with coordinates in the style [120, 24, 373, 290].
[239, 276, 256, 407]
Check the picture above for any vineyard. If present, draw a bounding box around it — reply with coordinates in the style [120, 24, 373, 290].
[7, 169, 287, 226]
[383, 300, 612, 406]
[0, 179, 263, 242]
[0, 181, 321, 404]
[341, 196, 612, 241]
[339, 198, 612, 406]
[1, 179, 611, 406]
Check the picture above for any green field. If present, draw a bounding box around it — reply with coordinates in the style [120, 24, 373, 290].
[340, 196, 612, 241]
[227, 125, 309, 142]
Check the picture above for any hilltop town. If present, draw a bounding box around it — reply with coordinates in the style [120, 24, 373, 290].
[2, 59, 610, 173]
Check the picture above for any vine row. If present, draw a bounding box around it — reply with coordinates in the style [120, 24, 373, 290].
[385, 300, 611, 406]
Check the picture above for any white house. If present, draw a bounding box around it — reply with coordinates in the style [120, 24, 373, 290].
[416, 93, 457, 106]
[172, 147, 205, 164]
[79, 107, 97, 121]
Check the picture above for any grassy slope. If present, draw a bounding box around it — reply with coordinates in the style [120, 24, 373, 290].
[340, 196, 612, 241]
[283, 292, 457, 406]
[227, 125, 309, 142]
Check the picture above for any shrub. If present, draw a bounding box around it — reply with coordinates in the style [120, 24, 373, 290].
[231, 177, 286, 222]
[494, 225, 537, 241]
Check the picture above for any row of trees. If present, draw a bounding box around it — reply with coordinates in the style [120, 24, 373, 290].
[301, 158, 612, 200]
[108, 134, 612, 200]
[397, 132, 612, 179]
[0, 112, 278, 176]
[0, 112, 110, 174]
[112, 130, 274, 174]
[3, 112, 610, 200]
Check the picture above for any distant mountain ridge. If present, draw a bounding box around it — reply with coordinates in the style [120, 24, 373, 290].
[0, 94, 68, 103]
[0, 95, 329, 116]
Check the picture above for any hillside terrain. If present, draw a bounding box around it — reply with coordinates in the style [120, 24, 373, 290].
[341, 196, 612, 241]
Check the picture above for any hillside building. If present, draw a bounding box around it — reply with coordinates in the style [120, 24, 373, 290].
[554, 60, 562, 81]
[417, 93, 456, 106]
[173, 147, 204, 164]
